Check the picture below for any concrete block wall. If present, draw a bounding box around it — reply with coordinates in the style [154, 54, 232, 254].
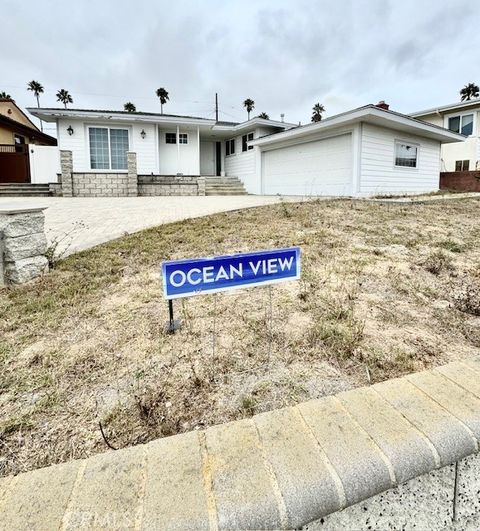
[0, 205, 48, 285]
[71, 173, 131, 197]
[440, 171, 480, 192]
[1, 360, 480, 529]
[138, 175, 206, 196]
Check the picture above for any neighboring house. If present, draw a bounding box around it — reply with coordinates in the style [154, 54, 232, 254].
[28, 103, 463, 197]
[410, 99, 480, 172]
[0, 98, 57, 184]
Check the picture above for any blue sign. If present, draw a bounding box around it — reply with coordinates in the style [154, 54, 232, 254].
[162, 247, 301, 299]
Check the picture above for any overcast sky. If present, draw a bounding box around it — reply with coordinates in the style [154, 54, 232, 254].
[2, 0, 479, 134]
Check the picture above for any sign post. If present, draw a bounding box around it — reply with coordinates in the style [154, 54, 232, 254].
[161, 247, 301, 333]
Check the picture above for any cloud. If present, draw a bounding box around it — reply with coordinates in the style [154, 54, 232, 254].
[1, 0, 479, 130]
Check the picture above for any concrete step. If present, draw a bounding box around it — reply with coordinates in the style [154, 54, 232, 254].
[0, 184, 52, 197]
[0, 191, 52, 197]
[205, 190, 248, 195]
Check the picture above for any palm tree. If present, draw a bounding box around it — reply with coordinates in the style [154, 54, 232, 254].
[56, 89, 73, 108]
[124, 102, 136, 112]
[311, 103, 325, 122]
[460, 83, 479, 101]
[156, 88, 169, 113]
[257, 112, 269, 119]
[243, 98, 255, 120]
[27, 80, 44, 108]
[0, 91, 11, 99]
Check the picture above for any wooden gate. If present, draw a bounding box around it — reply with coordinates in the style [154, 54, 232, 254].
[0, 144, 31, 183]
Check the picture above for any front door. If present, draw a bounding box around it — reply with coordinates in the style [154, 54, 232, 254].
[200, 141, 215, 175]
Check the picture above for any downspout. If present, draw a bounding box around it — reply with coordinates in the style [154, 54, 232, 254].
[176, 124, 180, 175]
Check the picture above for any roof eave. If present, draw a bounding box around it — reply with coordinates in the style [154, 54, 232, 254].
[27, 108, 217, 126]
[250, 107, 465, 147]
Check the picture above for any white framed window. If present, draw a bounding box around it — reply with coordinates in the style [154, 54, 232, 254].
[226, 138, 235, 156]
[179, 133, 188, 144]
[242, 132, 255, 152]
[455, 160, 470, 171]
[447, 113, 474, 136]
[89, 127, 129, 170]
[165, 132, 177, 144]
[394, 141, 418, 168]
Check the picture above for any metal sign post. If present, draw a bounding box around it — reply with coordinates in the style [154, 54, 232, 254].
[165, 299, 181, 334]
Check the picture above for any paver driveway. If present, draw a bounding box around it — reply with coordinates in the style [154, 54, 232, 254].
[0, 196, 301, 255]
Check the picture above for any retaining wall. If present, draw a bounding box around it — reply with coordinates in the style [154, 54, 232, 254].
[138, 175, 206, 196]
[440, 171, 480, 192]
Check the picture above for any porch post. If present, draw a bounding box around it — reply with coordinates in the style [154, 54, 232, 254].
[197, 126, 201, 176]
[176, 125, 180, 174]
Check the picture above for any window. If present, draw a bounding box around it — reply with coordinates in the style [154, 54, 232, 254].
[242, 132, 255, 152]
[395, 142, 418, 168]
[179, 133, 188, 144]
[226, 138, 235, 156]
[165, 133, 176, 144]
[448, 114, 474, 135]
[247, 132, 254, 150]
[110, 129, 129, 170]
[455, 160, 470, 171]
[89, 127, 129, 170]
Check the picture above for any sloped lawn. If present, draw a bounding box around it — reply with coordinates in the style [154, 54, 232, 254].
[1, 198, 480, 477]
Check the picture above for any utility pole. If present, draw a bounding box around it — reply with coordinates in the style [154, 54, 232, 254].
[215, 93, 218, 122]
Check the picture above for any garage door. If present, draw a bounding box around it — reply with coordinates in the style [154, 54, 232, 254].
[262, 133, 353, 196]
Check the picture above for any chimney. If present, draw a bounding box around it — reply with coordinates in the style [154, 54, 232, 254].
[280, 113, 285, 123]
[375, 100, 389, 110]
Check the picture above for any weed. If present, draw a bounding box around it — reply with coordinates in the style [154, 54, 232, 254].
[437, 239, 465, 253]
[423, 250, 454, 275]
[452, 282, 480, 316]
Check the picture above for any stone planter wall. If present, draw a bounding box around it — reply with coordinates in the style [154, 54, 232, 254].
[0, 205, 48, 285]
[59, 151, 138, 198]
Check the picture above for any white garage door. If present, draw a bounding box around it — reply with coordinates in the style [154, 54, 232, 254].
[262, 133, 353, 196]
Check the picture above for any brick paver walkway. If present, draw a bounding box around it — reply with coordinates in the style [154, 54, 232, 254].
[0, 196, 301, 256]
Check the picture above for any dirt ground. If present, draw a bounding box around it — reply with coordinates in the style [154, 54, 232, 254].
[1, 198, 480, 477]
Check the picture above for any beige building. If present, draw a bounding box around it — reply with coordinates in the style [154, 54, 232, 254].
[0, 98, 56, 183]
[411, 99, 480, 172]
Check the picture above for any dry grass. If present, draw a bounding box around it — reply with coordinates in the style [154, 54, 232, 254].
[1, 198, 480, 477]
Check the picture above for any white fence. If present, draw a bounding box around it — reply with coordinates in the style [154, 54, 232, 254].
[29, 145, 60, 184]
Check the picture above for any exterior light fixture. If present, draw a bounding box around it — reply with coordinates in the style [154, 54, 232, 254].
[140, 129, 146, 139]
[67, 125, 74, 136]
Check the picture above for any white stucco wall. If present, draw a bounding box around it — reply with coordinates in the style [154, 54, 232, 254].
[358, 123, 441, 195]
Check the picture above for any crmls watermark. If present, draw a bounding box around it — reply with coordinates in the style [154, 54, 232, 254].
[65, 509, 136, 528]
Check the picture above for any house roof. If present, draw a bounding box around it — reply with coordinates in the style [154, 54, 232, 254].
[27, 108, 296, 133]
[0, 113, 57, 145]
[0, 98, 41, 131]
[249, 104, 466, 148]
[410, 98, 480, 117]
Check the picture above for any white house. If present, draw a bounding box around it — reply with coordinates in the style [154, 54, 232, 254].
[29, 103, 464, 197]
[410, 98, 480, 172]
[28, 107, 295, 180]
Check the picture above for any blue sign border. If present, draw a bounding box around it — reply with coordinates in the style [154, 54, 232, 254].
[161, 247, 301, 299]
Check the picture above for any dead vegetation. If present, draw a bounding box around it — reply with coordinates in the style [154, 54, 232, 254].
[1, 198, 480, 477]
